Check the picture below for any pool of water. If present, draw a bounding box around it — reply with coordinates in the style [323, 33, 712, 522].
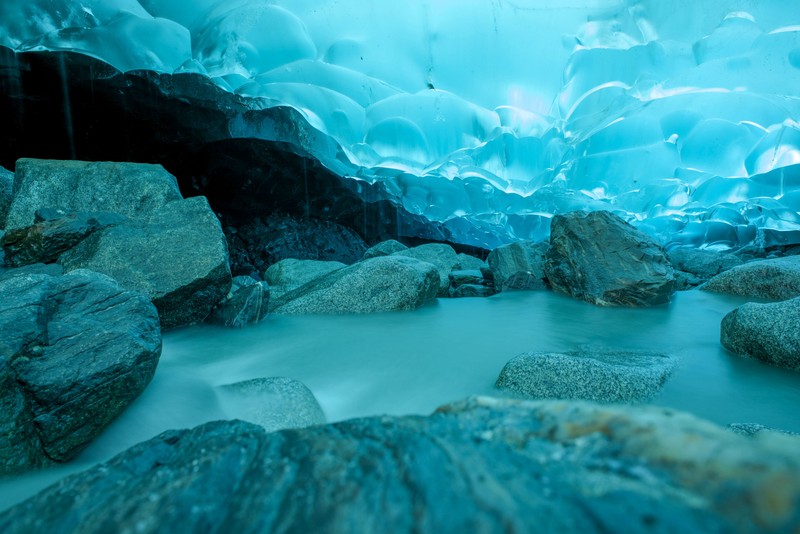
[2, 289, 800, 510]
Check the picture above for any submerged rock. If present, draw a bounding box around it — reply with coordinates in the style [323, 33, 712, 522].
[702, 256, 800, 300]
[362, 239, 408, 259]
[448, 284, 496, 298]
[0, 269, 161, 474]
[392, 243, 460, 296]
[496, 350, 675, 403]
[271, 256, 439, 315]
[728, 423, 800, 437]
[207, 277, 269, 328]
[545, 211, 675, 306]
[2, 397, 799, 532]
[487, 240, 548, 291]
[4, 159, 182, 230]
[720, 297, 800, 371]
[59, 197, 231, 329]
[217, 377, 325, 432]
[1, 211, 125, 267]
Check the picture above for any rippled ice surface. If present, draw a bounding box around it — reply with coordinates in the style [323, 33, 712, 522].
[2, 289, 800, 510]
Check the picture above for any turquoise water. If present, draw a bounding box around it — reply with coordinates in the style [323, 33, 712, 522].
[2, 289, 799, 510]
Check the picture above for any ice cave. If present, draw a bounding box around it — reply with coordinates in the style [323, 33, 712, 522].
[1, 1, 800, 532]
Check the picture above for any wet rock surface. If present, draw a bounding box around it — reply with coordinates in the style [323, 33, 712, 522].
[392, 243, 460, 297]
[271, 256, 439, 315]
[216, 377, 325, 432]
[721, 297, 800, 371]
[2, 397, 798, 533]
[1, 211, 125, 267]
[487, 240, 548, 291]
[496, 350, 675, 403]
[4, 159, 182, 231]
[0, 269, 161, 474]
[207, 276, 269, 328]
[58, 197, 231, 329]
[702, 256, 800, 300]
[545, 211, 675, 306]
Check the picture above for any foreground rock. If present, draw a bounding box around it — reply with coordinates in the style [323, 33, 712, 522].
[496, 350, 675, 403]
[4, 159, 182, 230]
[487, 241, 548, 291]
[206, 276, 269, 328]
[59, 197, 231, 328]
[1, 210, 125, 267]
[545, 211, 675, 306]
[0, 269, 161, 474]
[216, 377, 325, 432]
[271, 256, 439, 314]
[392, 243, 460, 296]
[2, 397, 799, 532]
[702, 256, 800, 300]
[720, 297, 800, 371]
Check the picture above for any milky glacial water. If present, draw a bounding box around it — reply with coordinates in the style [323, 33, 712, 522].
[2, 289, 800, 511]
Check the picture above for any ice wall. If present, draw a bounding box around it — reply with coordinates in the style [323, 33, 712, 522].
[2, 0, 800, 249]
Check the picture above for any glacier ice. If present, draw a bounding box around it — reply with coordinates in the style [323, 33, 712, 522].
[2, 0, 800, 249]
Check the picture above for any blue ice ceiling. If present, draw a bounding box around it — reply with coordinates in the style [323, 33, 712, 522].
[3, 0, 800, 249]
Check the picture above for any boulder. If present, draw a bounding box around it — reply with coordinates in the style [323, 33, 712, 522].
[545, 211, 675, 306]
[448, 269, 485, 288]
[362, 239, 408, 260]
[487, 240, 548, 291]
[216, 377, 325, 432]
[456, 253, 486, 271]
[0, 166, 12, 227]
[702, 256, 800, 300]
[4, 159, 182, 230]
[264, 258, 345, 302]
[271, 256, 439, 315]
[1, 211, 125, 267]
[667, 247, 743, 279]
[58, 197, 231, 329]
[207, 277, 269, 328]
[0, 269, 161, 474]
[392, 243, 460, 296]
[3, 397, 800, 532]
[447, 269, 495, 298]
[720, 297, 800, 371]
[496, 350, 675, 403]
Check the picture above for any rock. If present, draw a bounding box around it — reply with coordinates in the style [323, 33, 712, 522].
[702, 256, 800, 300]
[0, 269, 161, 474]
[271, 256, 439, 315]
[456, 253, 486, 271]
[502, 271, 545, 291]
[0, 262, 64, 281]
[232, 214, 367, 274]
[207, 279, 269, 328]
[4, 159, 182, 230]
[264, 258, 345, 302]
[668, 247, 743, 279]
[728, 423, 799, 437]
[3, 397, 800, 532]
[720, 297, 800, 371]
[362, 239, 408, 260]
[496, 350, 675, 403]
[487, 240, 548, 291]
[0, 166, 12, 227]
[668, 248, 744, 290]
[1, 211, 125, 267]
[392, 243, 460, 297]
[448, 284, 497, 298]
[58, 197, 231, 329]
[545, 211, 675, 306]
[448, 269, 485, 288]
[216, 377, 325, 432]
